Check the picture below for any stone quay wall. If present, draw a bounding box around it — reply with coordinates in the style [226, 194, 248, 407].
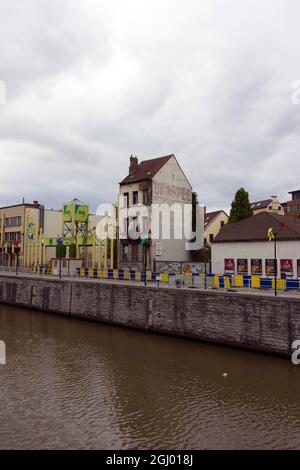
[0, 274, 299, 357]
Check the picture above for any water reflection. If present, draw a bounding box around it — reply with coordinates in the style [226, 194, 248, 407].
[0, 305, 299, 449]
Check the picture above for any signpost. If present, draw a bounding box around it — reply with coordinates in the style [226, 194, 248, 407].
[140, 232, 151, 286]
[13, 240, 20, 276]
[268, 227, 277, 296]
[268, 223, 285, 297]
[57, 237, 63, 279]
[140, 234, 148, 286]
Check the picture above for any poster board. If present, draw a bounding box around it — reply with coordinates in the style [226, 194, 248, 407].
[251, 259, 262, 275]
[224, 259, 235, 274]
[237, 259, 248, 275]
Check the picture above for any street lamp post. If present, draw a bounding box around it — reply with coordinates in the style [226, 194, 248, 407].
[274, 234, 277, 297]
[13, 240, 20, 276]
[57, 237, 63, 279]
[16, 250, 19, 276]
[204, 239, 208, 290]
[268, 223, 285, 297]
[140, 230, 151, 286]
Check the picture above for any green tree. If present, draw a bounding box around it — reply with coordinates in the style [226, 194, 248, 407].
[192, 192, 198, 232]
[69, 244, 77, 259]
[228, 188, 252, 223]
[56, 244, 66, 258]
[191, 192, 209, 262]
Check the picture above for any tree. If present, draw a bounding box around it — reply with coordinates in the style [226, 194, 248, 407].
[192, 192, 198, 233]
[56, 244, 66, 258]
[228, 188, 252, 223]
[69, 244, 77, 259]
[191, 192, 209, 262]
[192, 243, 211, 263]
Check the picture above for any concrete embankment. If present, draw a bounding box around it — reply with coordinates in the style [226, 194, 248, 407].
[0, 274, 299, 357]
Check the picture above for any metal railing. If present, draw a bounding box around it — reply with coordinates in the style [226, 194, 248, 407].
[0, 266, 33, 275]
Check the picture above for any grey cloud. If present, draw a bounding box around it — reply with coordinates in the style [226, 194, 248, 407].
[0, 0, 300, 212]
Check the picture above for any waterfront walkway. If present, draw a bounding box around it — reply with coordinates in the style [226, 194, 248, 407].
[1, 271, 300, 300]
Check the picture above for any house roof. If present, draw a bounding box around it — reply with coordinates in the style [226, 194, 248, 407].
[289, 189, 300, 194]
[214, 212, 300, 243]
[0, 202, 41, 210]
[250, 199, 272, 210]
[120, 154, 174, 185]
[205, 210, 227, 228]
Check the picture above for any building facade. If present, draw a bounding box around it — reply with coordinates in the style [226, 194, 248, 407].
[286, 190, 300, 216]
[119, 154, 193, 271]
[0, 199, 125, 269]
[0, 202, 61, 267]
[251, 196, 284, 216]
[212, 212, 300, 278]
[204, 210, 228, 246]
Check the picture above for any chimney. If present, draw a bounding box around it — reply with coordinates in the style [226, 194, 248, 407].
[129, 155, 139, 174]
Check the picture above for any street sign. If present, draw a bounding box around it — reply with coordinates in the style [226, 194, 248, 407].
[155, 243, 162, 256]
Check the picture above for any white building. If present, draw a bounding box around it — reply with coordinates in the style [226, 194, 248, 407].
[119, 154, 193, 271]
[212, 212, 300, 278]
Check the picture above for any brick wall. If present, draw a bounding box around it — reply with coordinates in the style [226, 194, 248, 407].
[0, 274, 299, 357]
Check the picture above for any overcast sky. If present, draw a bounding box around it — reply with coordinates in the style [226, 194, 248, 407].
[0, 0, 300, 212]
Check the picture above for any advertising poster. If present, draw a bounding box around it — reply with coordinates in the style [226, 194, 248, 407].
[63, 203, 89, 223]
[298, 260, 300, 278]
[266, 259, 277, 276]
[280, 259, 293, 277]
[237, 259, 248, 274]
[224, 259, 235, 274]
[251, 259, 262, 275]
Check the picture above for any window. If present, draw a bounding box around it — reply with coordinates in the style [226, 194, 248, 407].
[5, 216, 21, 227]
[5, 232, 21, 242]
[143, 190, 151, 206]
[122, 244, 129, 262]
[122, 218, 129, 238]
[132, 216, 139, 233]
[209, 234, 214, 243]
[142, 217, 148, 234]
[220, 221, 225, 228]
[133, 191, 138, 205]
[292, 192, 300, 201]
[123, 193, 129, 208]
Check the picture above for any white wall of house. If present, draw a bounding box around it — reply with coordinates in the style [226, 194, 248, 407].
[119, 182, 142, 206]
[44, 210, 61, 238]
[151, 156, 193, 264]
[212, 240, 300, 277]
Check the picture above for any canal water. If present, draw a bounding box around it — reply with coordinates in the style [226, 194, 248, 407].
[0, 304, 300, 450]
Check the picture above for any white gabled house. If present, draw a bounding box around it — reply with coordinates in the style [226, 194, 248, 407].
[119, 154, 193, 271]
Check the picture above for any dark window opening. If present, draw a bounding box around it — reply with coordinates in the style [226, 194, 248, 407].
[133, 191, 138, 205]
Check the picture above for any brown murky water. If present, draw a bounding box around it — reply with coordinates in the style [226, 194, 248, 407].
[0, 304, 299, 450]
